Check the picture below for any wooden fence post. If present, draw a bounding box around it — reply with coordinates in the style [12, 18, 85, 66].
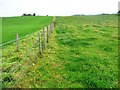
[47, 26, 49, 43]
[38, 33, 42, 55]
[16, 33, 19, 51]
[52, 23, 54, 31]
[52, 22, 54, 30]
[48, 25, 51, 38]
[53, 21, 55, 27]
[43, 27, 47, 49]
[50, 23, 53, 33]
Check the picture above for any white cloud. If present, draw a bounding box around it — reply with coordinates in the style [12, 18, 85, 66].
[0, 0, 119, 17]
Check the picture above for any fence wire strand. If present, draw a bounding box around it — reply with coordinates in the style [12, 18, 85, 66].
[2, 17, 56, 88]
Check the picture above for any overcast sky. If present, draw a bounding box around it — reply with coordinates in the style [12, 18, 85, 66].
[0, 0, 119, 17]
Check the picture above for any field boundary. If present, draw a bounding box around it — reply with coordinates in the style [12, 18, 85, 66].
[2, 16, 57, 87]
[0, 32, 36, 46]
[0, 34, 28, 46]
[2, 16, 56, 54]
[0, 17, 56, 47]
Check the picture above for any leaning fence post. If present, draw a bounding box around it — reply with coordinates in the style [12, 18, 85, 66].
[16, 33, 19, 51]
[38, 33, 42, 55]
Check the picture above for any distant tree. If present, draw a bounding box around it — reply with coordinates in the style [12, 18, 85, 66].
[101, 13, 109, 15]
[28, 14, 32, 16]
[72, 14, 84, 16]
[23, 13, 27, 16]
[33, 13, 36, 16]
[118, 11, 120, 15]
[23, 13, 36, 16]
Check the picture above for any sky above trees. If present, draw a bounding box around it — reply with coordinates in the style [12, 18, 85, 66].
[0, 0, 119, 17]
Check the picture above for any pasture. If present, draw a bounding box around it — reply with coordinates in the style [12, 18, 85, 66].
[2, 16, 53, 43]
[1, 15, 118, 88]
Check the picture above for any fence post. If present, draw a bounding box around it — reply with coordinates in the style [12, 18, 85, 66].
[48, 25, 51, 38]
[53, 16, 56, 28]
[16, 33, 19, 51]
[50, 23, 53, 33]
[53, 21, 55, 27]
[52, 22, 54, 30]
[47, 26, 49, 43]
[38, 33, 42, 55]
[43, 27, 47, 49]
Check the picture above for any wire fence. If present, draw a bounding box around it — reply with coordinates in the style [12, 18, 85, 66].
[0, 16, 56, 47]
[1, 17, 56, 88]
[0, 33, 32, 47]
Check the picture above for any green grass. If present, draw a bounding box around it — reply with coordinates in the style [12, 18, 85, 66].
[0, 17, 2, 44]
[2, 16, 53, 43]
[54, 15, 118, 88]
[1, 15, 118, 88]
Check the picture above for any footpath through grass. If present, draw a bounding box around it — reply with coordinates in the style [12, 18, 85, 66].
[1, 15, 118, 88]
[2, 16, 53, 43]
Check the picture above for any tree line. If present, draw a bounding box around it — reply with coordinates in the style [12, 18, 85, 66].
[22, 13, 36, 16]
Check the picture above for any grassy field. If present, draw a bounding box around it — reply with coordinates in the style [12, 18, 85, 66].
[2, 16, 53, 43]
[0, 18, 2, 44]
[1, 15, 118, 88]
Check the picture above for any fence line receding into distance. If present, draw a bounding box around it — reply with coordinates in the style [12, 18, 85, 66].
[0, 17, 56, 47]
[1, 17, 56, 55]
